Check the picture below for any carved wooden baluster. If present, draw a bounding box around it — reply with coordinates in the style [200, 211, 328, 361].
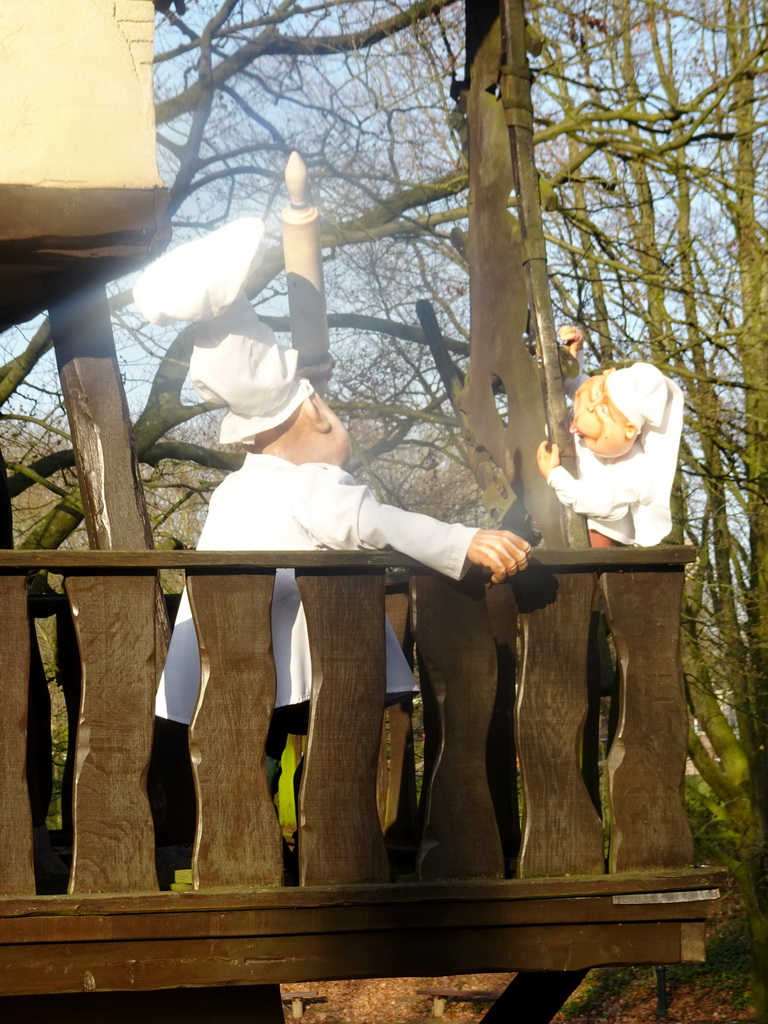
[295, 571, 389, 885]
[601, 569, 694, 871]
[186, 572, 283, 888]
[382, 587, 417, 846]
[515, 570, 605, 877]
[66, 574, 158, 892]
[0, 574, 35, 894]
[411, 573, 504, 881]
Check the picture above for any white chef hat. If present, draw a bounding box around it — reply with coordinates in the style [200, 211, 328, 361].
[606, 362, 684, 545]
[133, 217, 269, 325]
[189, 298, 312, 444]
[133, 218, 312, 445]
[606, 362, 671, 430]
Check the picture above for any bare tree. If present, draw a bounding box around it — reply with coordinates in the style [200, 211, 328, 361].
[526, 0, 768, 1015]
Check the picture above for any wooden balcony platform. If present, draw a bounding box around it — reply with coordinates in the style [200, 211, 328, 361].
[0, 546, 723, 1007]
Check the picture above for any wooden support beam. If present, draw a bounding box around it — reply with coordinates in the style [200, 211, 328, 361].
[461, 7, 569, 546]
[0, 920, 709, 995]
[480, 969, 588, 1024]
[47, 278, 170, 660]
[499, 0, 588, 548]
[48, 279, 153, 552]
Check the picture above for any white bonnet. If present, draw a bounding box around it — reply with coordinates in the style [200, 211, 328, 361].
[133, 218, 312, 445]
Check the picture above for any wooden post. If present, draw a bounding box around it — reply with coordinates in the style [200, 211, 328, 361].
[48, 279, 154, 552]
[460, 4, 572, 547]
[499, 0, 588, 548]
[47, 277, 170, 652]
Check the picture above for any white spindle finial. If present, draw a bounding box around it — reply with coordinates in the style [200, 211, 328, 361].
[284, 151, 308, 209]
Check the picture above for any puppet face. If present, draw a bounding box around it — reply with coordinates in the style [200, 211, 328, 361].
[571, 369, 638, 458]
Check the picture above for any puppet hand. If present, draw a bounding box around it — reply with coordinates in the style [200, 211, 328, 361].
[537, 440, 560, 478]
[467, 530, 531, 583]
[558, 324, 584, 357]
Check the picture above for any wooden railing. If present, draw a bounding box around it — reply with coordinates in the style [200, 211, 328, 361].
[0, 546, 698, 900]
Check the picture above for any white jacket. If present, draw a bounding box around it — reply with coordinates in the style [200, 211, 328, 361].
[546, 437, 660, 546]
[157, 455, 479, 722]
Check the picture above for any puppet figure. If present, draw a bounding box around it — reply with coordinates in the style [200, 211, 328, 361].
[133, 217, 531, 737]
[536, 345, 684, 547]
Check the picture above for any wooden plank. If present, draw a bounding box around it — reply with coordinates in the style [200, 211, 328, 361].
[295, 573, 389, 885]
[66, 576, 158, 893]
[601, 571, 694, 871]
[0, 546, 698, 572]
[515, 571, 605, 877]
[0, 985, 283, 1024]
[186, 573, 283, 889]
[0, 574, 35, 895]
[411, 573, 504, 881]
[0, 185, 169, 332]
[0, 185, 169, 247]
[0, 921, 706, 995]
[0, 890, 720, 946]
[0, 866, 725, 919]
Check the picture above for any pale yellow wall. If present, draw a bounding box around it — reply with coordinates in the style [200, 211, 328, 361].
[0, 0, 164, 189]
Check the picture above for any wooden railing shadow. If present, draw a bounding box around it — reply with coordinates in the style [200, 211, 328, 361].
[0, 546, 723, 1005]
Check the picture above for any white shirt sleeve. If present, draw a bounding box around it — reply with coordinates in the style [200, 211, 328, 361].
[290, 463, 478, 580]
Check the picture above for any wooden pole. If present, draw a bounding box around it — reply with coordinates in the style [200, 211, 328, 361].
[499, 0, 588, 548]
[281, 152, 331, 392]
[49, 280, 154, 551]
[48, 277, 170, 652]
[459, 1, 568, 546]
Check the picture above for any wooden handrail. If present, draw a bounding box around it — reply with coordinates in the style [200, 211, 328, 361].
[0, 545, 697, 572]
